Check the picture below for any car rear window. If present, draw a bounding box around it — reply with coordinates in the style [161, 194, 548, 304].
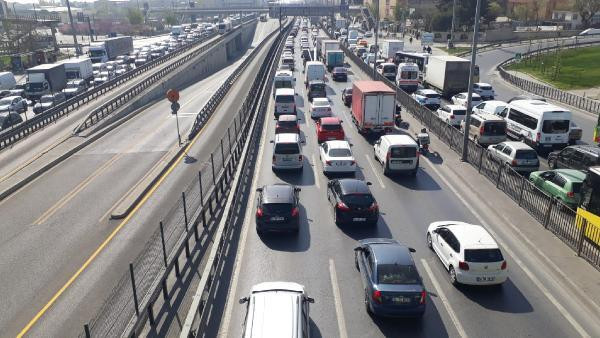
[390, 146, 417, 158]
[262, 203, 292, 214]
[275, 95, 295, 103]
[464, 249, 504, 262]
[377, 264, 420, 285]
[342, 193, 374, 207]
[278, 121, 296, 128]
[329, 148, 351, 157]
[483, 122, 506, 136]
[542, 120, 570, 134]
[382, 65, 396, 73]
[572, 182, 582, 194]
[479, 85, 492, 90]
[274, 143, 300, 154]
[425, 93, 441, 99]
[452, 109, 466, 115]
[321, 124, 340, 131]
[515, 149, 538, 160]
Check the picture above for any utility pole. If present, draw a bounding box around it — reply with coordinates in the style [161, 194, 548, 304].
[448, 0, 456, 49]
[461, 0, 481, 162]
[372, 0, 379, 78]
[65, 0, 82, 56]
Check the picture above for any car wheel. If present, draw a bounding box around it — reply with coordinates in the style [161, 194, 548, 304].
[426, 232, 433, 249]
[449, 266, 459, 286]
[364, 292, 372, 314]
[333, 208, 340, 225]
[355, 253, 359, 270]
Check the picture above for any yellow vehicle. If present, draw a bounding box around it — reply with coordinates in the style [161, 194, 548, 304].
[576, 167, 600, 247]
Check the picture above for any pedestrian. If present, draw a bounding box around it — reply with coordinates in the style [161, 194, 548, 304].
[409, 37, 413, 44]
[427, 46, 432, 54]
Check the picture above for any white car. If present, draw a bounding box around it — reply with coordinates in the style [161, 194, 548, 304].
[451, 92, 483, 109]
[309, 97, 332, 119]
[426, 221, 508, 286]
[319, 140, 356, 174]
[364, 31, 373, 38]
[473, 100, 507, 116]
[436, 104, 467, 127]
[473, 82, 495, 100]
[412, 89, 441, 110]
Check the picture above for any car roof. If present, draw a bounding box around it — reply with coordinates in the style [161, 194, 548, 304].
[380, 134, 417, 145]
[473, 113, 504, 121]
[370, 242, 414, 265]
[442, 222, 498, 248]
[456, 92, 481, 98]
[509, 99, 568, 113]
[262, 184, 295, 204]
[275, 88, 295, 96]
[566, 145, 600, 156]
[319, 117, 340, 124]
[446, 104, 466, 110]
[482, 100, 507, 107]
[554, 169, 586, 182]
[275, 133, 299, 143]
[418, 89, 438, 94]
[338, 179, 370, 194]
[500, 141, 535, 150]
[278, 114, 297, 122]
[475, 82, 492, 87]
[324, 140, 350, 149]
[1, 95, 21, 100]
[312, 97, 329, 103]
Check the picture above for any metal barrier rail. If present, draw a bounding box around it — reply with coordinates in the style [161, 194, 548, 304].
[77, 19, 283, 338]
[322, 27, 600, 271]
[454, 35, 598, 57]
[0, 18, 255, 151]
[497, 39, 600, 114]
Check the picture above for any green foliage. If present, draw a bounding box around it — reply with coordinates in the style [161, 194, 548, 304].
[435, 0, 500, 26]
[431, 11, 453, 31]
[574, 0, 600, 28]
[393, 4, 410, 23]
[487, 1, 503, 19]
[126, 8, 144, 25]
[165, 13, 178, 26]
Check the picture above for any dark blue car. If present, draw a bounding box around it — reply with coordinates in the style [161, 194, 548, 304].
[354, 238, 426, 318]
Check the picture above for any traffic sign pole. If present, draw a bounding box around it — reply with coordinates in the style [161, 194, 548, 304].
[167, 89, 182, 146]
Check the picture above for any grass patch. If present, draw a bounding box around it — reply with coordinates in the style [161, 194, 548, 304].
[506, 46, 600, 90]
[439, 47, 472, 55]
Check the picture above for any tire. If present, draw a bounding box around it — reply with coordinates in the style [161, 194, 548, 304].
[355, 253, 360, 270]
[364, 292, 372, 314]
[426, 232, 433, 250]
[334, 208, 341, 225]
[449, 266, 459, 286]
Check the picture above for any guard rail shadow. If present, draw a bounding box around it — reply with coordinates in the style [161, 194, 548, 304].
[321, 27, 600, 271]
[77, 19, 284, 338]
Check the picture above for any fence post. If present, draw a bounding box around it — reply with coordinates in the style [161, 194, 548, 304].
[160, 222, 167, 266]
[518, 176, 526, 206]
[211, 153, 216, 185]
[147, 303, 155, 327]
[220, 139, 226, 179]
[543, 198, 556, 229]
[478, 149, 484, 173]
[182, 192, 191, 258]
[577, 218, 588, 256]
[129, 263, 140, 317]
[84, 324, 91, 338]
[496, 163, 503, 188]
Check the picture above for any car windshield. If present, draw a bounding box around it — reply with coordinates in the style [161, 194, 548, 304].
[478, 85, 492, 90]
[329, 148, 351, 157]
[390, 146, 416, 158]
[41, 96, 53, 103]
[425, 93, 440, 99]
[0, 98, 12, 105]
[452, 109, 466, 115]
[483, 122, 506, 136]
[310, 84, 326, 92]
[262, 203, 292, 214]
[313, 100, 329, 107]
[321, 124, 340, 131]
[274, 143, 299, 154]
[383, 65, 396, 73]
[333, 67, 346, 73]
[515, 149, 538, 160]
[464, 249, 504, 262]
[275, 95, 294, 103]
[377, 264, 420, 285]
[542, 120, 570, 134]
[342, 193, 374, 206]
[274, 80, 293, 89]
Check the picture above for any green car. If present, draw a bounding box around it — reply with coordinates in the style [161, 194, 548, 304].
[529, 169, 586, 208]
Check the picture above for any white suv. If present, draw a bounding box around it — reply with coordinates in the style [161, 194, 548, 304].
[412, 89, 441, 110]
[473, 82, 495, 100]
[436, 105, 467, 127]
[426, 221, 508, 286]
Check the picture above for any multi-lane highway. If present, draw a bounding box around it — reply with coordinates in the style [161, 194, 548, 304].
[0, 19, 280, 337]
[217, 27, 600, 338]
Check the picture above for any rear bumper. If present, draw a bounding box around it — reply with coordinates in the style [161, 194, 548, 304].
[256, 219, 299, 232]
[323, 164, 356, 173]
[336, 210, 378, 224]
[272, 162, 303, 170]
[370, 302, 426, 318]
[456, 271, 508, 286]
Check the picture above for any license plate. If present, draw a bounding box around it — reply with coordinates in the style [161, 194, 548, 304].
[353, 217, 366, 222]
[392, 297, 410, 304]
[401, 160, 412, 164]
[391, 160, 401, 164]
[476, 277, 495, 282]
[282, 158, 292, 161]
[328, 137, 336, 140]
[270, 216, 284, 221]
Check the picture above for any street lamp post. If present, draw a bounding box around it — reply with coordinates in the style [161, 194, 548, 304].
[65, 0, 82, 56]
[461, 0, 482, 162]
[448, 0, 457, 49]
[372, 0, 379, 79]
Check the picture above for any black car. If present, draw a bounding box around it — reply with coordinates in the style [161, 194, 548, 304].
[301, 49, 312, 62]
[255, 184, 301, 234]
[342, 87, 352, 107]
[548, 145, 600, 171]
[327, 179, 379, 226]
[355, 238, 426, 318]
[307, 80, 326, 102]
[0, 111, 23, 130]
[331, 67, 348, 82]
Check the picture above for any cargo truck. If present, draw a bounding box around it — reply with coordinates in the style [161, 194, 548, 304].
[320, 40, 339, 61]
[423, 55, 477, 97]
[325, 50, 344, 72]
[351, 81, 396, 134]
[58, 57, 94, 82]
[314, 36, 329, 60]
[380, 40, 404, 60]
[88, 36, 134, 63]
[25, 63, 67, 101]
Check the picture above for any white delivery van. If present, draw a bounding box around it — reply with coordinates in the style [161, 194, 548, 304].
[304, 61, 326, 87]
[274, 88, 296, 117]
[373, 134, 419, 176]
[504, 99, 571, 151]
[0, 72, 16, 90]
[273, 70, 294, 97]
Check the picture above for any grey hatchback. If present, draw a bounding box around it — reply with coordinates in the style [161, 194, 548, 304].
[354, 238, 426, 318]
[255, 184, 301, 234]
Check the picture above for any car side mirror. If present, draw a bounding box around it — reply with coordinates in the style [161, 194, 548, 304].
[305, 296, 315, 304]
[239, 297, 249, 304]
[432, 229, 438, 234]
[353, 246, 363, 252]
[366, 182, 373, 186]
[409, 247, 416, 253]
[256, 188, 263, 192]
[295, 187, 301, 192]
[301, 140, 306, 144]
[269, 140, 274, 143]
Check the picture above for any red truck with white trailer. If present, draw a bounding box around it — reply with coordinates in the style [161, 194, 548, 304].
[351, 81, 396, 134]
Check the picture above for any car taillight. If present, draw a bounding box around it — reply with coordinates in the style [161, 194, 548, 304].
[420, 290, 426, 304]
[326, 160, 332, 165]
[567, 191, 575, 198]
[458, 261, 469, 271]
[291, 207, 299, 217]
[350, 160, 355, 166]
[256, 207, 263, 218]
[368, 202, 378, 212]
[501, 261, 507, 270]
[299, 155, 303, 161]
[336, 202, 350, 211]
[536, 132, 541, 142]
[372, 290, 382, 304]
[480, 126, 484, 135]
[511, 159, 517, 166]
[272, 155, 276, 162]
[450, 115, 455, 119]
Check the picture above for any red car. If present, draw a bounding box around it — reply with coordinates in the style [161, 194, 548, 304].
[316, 117, 344, 142]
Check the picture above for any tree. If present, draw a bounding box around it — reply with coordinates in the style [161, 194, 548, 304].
[431, 11, 453, 31]
[487, 1, 503, 21]
[126, 8, 144, 25]
[574, 0, 600, 28]
[512, 3, 530, 22]
[393, 4, 410, 23]
[436, 0, 496, 28]
[165, 13, 178, 26]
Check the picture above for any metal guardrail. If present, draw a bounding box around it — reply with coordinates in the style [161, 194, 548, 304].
[0, 18, 256, 152]
[497, 39, 600, 115]
[454, 35, 597, 57]
[77, 19, 284, 338]
[323, 27, 600, 271]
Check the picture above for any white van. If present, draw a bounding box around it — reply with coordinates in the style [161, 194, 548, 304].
[274, 88, 296, 117]
[240, 282, 314, 338]
[504, 100, 571, 150]
[304, 61, 326, 87]
[274, 70, 294, 97]
[272, 133, 304, 171]
[0, 72, 16, 90]
[373, 134, 419, 176]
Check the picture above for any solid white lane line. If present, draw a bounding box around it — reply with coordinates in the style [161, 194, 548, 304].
[311, 154, 321, 189]
[424, 160, 591, 337]
[218, 99, 271, 337]
[363, 154, 386, 189]
[329, 258, 348, 338]
[421, 259, 468, 338]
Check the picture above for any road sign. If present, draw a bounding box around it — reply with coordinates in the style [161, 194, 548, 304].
[166, 89, 180, 103]
[421, 32, 434, 46]
[171, 102, 180, 114]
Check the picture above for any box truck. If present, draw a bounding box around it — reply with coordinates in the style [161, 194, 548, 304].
[0, 72, 16, 90]
[88, 36, 134, 63]
[320, 40, 339, 60]
[423, 55, 475, 97]
[59, 57, 94, 82]
[380, 40, 404, 59]
[325, 50, 344, 71]
[25, 63, 67, 101]
[351, 81, 396, 134]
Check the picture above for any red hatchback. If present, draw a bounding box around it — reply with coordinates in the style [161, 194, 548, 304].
[316, 117, 344, 142]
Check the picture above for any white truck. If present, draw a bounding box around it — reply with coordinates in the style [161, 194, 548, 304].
[314, 36, 329, 60]
[320, 40, 339, 60]
[88, 36, 133, 63]
[25, 63, 67, 101]
[380, 40, 404, 60]
[423, 55, 473, 98]
[0, 72, 16, 90]
[58, 57, 94, 82]
[171, 25, 184, 36]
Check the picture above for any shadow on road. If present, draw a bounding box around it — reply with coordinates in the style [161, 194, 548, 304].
[258, 204, 311, 252]
[457, 278, 534, 313]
